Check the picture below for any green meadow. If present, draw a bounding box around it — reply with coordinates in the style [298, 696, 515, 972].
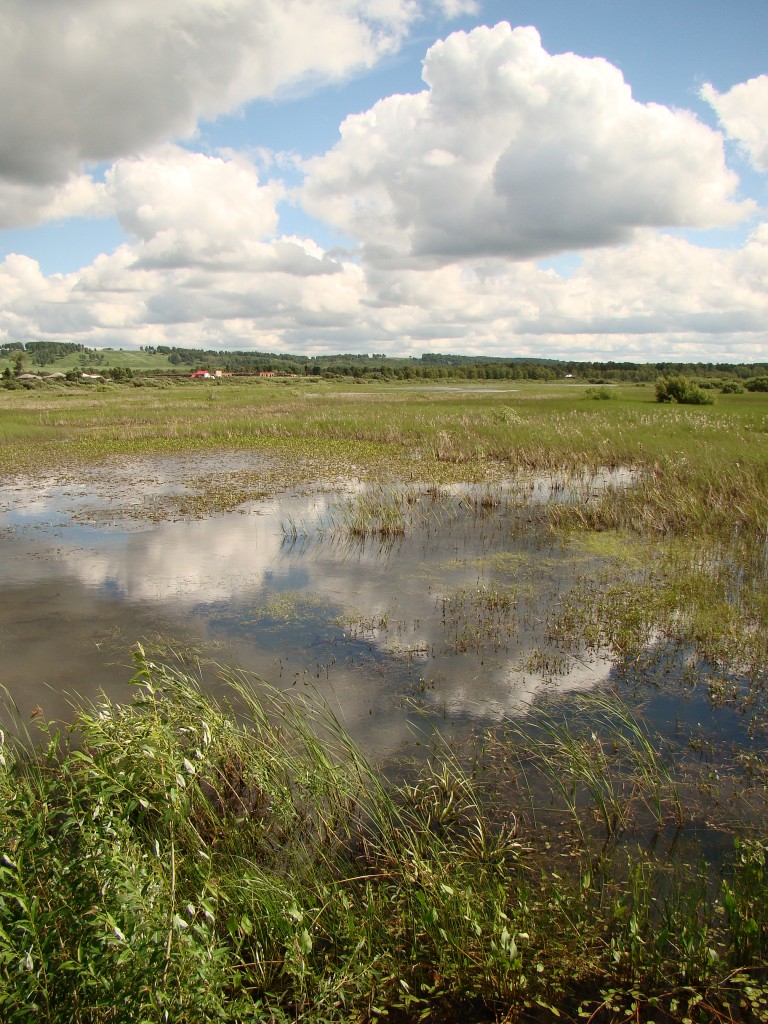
[1, 376, 768, 1022]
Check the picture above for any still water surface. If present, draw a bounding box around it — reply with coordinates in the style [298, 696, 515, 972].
[1, 455, 751, 772]
[0, 457, 622, 758]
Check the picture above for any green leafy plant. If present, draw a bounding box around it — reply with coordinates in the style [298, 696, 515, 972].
[656, 374, 715, 405]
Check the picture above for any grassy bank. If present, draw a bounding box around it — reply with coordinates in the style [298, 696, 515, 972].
[1, 379, 767, 528]
[2, 379, 768, 1020]
[3, 378, 767, 733]
[1, 653, 767, 1023]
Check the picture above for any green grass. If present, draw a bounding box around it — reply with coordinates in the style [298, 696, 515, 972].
[2, 379, 768, 1019]
[0, 348, 180, 375]
[2, 379, 766, 511]
[3, 378, 767, 691]
[1, 655, 768, 1023]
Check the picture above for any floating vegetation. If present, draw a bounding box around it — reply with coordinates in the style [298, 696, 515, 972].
[545, 537, 768, 728]
[439, 582, 520, 653]
[241, 591, 329, 625]
[341, 610, 392, 640]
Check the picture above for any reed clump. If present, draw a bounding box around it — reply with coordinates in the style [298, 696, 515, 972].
[1, 654, 768, 1022]
[554, 452, 768, 543]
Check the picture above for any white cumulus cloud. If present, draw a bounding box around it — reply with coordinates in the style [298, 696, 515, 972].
[3, 225, 767, 361]
[1, 14, 766, 362]
[0, 173, 109, 231]
[102, 146, 288, 274]
[303, 22, 751, 264]
[0, 0, 425, 228]
[702, 75, 768, 173]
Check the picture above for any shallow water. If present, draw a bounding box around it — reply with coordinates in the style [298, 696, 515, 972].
[0, 458, 628, 758]
[0, 456, 757, 781]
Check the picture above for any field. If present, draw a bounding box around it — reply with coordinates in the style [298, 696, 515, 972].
[1, 376, 767, 1022]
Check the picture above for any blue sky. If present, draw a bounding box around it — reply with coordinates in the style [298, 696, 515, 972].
[0, 0, 766, 361]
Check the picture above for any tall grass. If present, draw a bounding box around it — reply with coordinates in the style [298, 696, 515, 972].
[1, 653, 767, 1022]
[500, 692, 683, 837]
[3, 381, 768, 1019]
[3, 381, 766, 546]
[0, 379, 758, 464]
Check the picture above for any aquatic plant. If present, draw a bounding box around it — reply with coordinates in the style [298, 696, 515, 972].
[2, 379, 768, 1019]
[0, 655, 767, 1022]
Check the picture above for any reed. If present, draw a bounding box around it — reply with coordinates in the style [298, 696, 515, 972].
[2, 381, 768, 1019]
[0, 656, 767, 1022]
[500, 691, 682, 837]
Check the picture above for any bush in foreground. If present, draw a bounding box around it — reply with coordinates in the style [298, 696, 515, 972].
[0, 653, 767, 1022]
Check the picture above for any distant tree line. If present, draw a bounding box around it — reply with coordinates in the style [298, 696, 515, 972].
[136, 347, 768, 383]
[4, 342, 768, 386]
[0, 341, 85, 364]
[146, 348, 768, 385]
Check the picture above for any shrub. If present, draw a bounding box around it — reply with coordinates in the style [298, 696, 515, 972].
[655, 375, 715, 405]
[720, 380, 745, 394]
[584, 386, 612, 400]
[745, 376, 768, 392]
[107, 366, 134, 382]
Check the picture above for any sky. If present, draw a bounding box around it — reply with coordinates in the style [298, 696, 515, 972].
[0, 0, 767, 363]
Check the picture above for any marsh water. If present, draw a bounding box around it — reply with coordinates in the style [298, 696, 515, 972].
[0, 454, 752, 769]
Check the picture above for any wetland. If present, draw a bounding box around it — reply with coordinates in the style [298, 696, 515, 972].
[1, 377, 767, 1022]
[0, 457, 631, 752]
